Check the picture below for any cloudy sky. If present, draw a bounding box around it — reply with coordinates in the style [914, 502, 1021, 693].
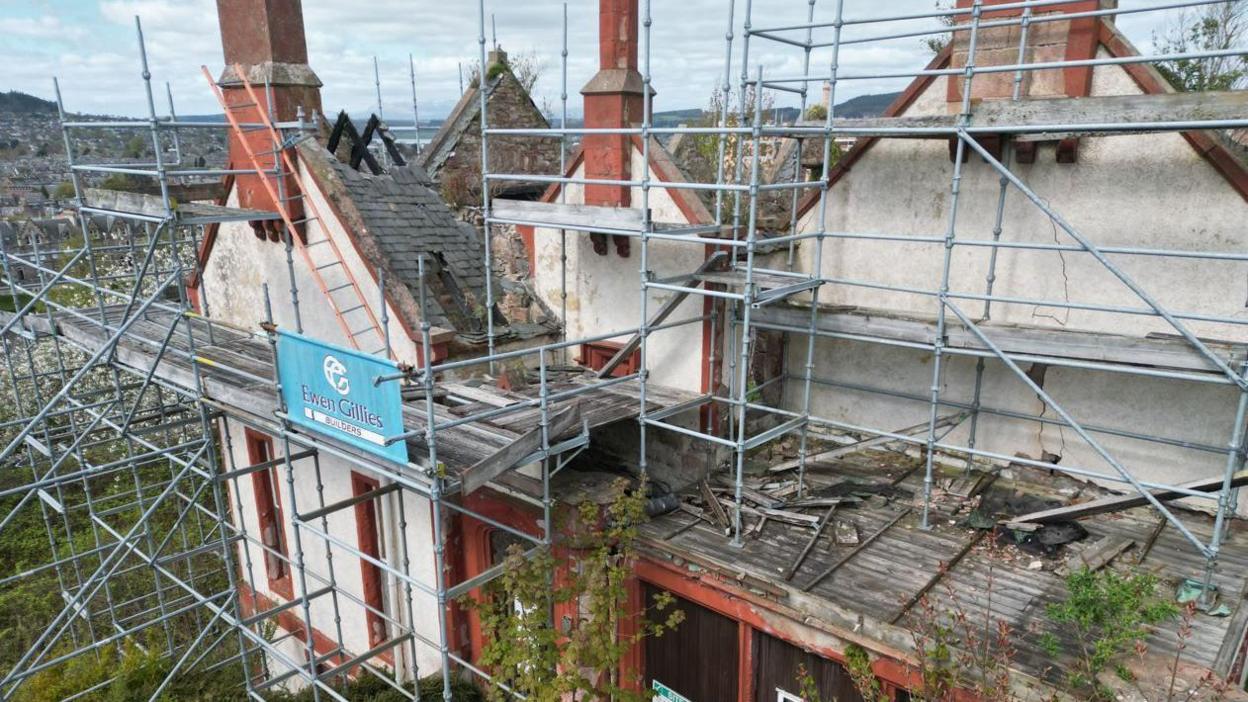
[3, 1, 1177, 119]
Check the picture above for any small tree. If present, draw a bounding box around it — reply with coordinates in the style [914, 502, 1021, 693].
[1042, 568, 1178, 700]
[923, 2, 956, 55]
[804, 104, 828, 122]
[100, 173, 133, 191]
[463, 478, 684, 701]
[1155, 2, 1247, 91]
[52, 181, 75, 200]
[467, 50, 545, 94]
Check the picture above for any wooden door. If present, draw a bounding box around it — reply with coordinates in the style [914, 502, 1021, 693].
[753, 630, 865, 702]
[643, 584, 739, 701]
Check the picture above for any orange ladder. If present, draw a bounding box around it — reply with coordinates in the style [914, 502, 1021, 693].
[202, 64, 387, 355]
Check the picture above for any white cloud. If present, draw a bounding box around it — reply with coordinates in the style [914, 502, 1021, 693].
[0, 14, 87, 40]
[4, 0, 1176, 118]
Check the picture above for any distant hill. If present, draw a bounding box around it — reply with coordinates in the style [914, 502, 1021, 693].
[647, 91, 901, 127]
[0, 91, 57, 115]
[833, 92, 901, 118]
[1, 87, 902, 133]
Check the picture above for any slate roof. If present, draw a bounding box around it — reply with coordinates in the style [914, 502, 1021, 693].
[315, 150, 489, 333]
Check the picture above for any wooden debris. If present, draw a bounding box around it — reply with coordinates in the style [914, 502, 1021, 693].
[1007, 471, 1248, 524]
[701, 480, 731, 530]
[713, 479, 786, 509]
[1135, 516, 1168, 565]
[786, 497, 856, 509]
[946, 470, 994, 499]
[834, 520, 859, 546]
[659, 512, 705, 541]
[783, 505, 837, 581]
[1059, 536, 1135, 575]
[459, 404, 580, 494]
[802, 508, 911, 592]
[714, 497, 821, 527]
[768, 414, 966, 473]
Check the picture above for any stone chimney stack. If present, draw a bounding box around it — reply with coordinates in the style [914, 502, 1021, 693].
[216, 0, 322, 217]
[581, 0, 648, 256]
[947, 0, 1109, 103]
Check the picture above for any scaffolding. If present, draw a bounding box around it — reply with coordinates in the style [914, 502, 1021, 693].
[2, 1, 1248, 700]
[479, 0, 1248, 607]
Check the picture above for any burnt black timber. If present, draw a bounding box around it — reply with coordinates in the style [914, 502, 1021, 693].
[327, 111, 349, 154]
[351, 115, 382, 173]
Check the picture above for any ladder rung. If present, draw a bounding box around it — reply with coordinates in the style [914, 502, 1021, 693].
[327, 283, 354, 292]
[350, 327, 379, 338]
[315, 261, 340, 271]
[339, 305, 365, 314]
[229, 101, 258, 109]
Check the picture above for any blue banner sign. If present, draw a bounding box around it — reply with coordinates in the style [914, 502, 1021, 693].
[276, 330, 409, 465]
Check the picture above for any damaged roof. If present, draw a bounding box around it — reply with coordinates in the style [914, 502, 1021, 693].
[299, 140, 491, 337]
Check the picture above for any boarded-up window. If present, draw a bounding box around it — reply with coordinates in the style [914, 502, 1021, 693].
[644, 584, 739, 701]
[578, 341, 639, 377]
[753, 630, 865, 702]
[246, 429, 292, 599]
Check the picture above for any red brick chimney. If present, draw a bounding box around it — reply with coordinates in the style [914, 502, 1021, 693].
[581, 0, 648, 257]
[216, 0, 322, 224]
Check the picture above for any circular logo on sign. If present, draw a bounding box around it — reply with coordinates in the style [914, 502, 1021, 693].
[323, 355, 350, 396]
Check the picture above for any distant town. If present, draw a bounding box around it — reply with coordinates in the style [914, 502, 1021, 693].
[0, 88, 897, 221]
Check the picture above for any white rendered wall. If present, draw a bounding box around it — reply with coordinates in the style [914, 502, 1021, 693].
[531, 146, 709, 393]
[221, 416, 445, 681]
[799, 51, 1248, 342]
[791, 52, 1248, 511]
[203, 161, 442, 678]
